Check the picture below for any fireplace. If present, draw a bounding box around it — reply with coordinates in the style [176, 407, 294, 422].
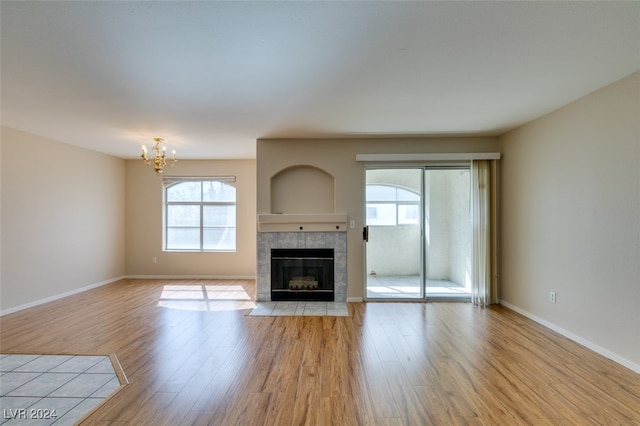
[271, 248, 334, 301]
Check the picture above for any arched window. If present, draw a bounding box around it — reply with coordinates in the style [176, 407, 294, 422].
[366, 184, 420, 226]
[164, 178, 236, 251]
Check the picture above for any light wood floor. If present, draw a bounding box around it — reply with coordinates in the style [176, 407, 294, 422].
[1, 279, 639, 425]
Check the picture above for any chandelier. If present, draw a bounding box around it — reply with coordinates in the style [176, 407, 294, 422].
[141, 137, 177, 174]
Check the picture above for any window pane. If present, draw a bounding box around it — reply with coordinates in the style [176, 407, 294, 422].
[396, 188, 420, 201]
[398, 204, 420, 225]
[204, 228, 236, 250]
[366, 203, 396, 226]
[203, 181, 236, 202]
[166, 227, 200, 250]
[366, 184, 419, 202]
[366, 185, 396, 202]
[164, 178, 237, 252]
[167, 205, 200, 226]
[167, 182, 202, 202]
[204, 205, 236, 227]
[366, 206, 378, 220]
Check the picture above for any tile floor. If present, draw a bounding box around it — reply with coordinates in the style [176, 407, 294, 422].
[0, 354, 123, 425]
[248, 301, 349, 317]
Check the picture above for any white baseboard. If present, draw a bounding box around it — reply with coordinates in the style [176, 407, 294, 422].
[346, 297, 364, 303]
[500, 300, 640, 375]
[0, 276, 126, 317]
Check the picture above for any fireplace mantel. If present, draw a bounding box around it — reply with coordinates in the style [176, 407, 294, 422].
[257, 213, 348, 233]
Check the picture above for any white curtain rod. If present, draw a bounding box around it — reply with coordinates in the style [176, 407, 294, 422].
[162, 176, 236, 183]
[355, 153, 501, 162]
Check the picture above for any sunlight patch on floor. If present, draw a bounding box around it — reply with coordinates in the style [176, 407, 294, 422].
[158, 284, 255, 311]
[367, 275, 471, 299]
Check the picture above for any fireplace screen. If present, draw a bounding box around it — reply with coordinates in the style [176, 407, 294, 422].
[271, 248, 334, 301]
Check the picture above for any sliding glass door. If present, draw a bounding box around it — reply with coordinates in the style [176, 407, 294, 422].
[364, 167, 471, 301]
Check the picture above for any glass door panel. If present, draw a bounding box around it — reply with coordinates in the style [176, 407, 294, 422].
[365, 168, 424, 300]
[424, 168, 472, 299]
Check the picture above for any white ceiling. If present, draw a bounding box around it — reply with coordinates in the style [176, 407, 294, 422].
[2, 1, 639, 159]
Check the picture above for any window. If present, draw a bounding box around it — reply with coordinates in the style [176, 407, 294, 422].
[366, 184, 420, 226]
[164, 178, 236, 251]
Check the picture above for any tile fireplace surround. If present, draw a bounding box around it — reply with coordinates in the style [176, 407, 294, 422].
[257, 232, 347, 302]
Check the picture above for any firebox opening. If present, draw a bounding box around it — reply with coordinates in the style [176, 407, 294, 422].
[271, 248, 334, 301]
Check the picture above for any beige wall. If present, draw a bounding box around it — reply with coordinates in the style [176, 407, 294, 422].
[125, 159, 256, 277]
[499, 72, 640, 370]
[257, 137, 499, 300]
[0, 130, 256, 312]
[1, 127, 126, 312]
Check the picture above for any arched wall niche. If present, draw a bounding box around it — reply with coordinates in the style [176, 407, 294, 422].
[270, 165, 335, 214]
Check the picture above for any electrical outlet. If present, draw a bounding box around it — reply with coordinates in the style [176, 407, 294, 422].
[549, 291, 557, 303]
[152, 256, 157, 264]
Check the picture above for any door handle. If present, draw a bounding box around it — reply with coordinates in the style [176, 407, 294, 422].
[363, 226, 369, 242]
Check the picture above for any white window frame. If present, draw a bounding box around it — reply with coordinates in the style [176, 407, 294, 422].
[163, 176, 236, 252]
[366, 184, 420, 226]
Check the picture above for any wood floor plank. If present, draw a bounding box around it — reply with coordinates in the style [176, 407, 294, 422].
[1, 279, 639, 425]
[379, 360, 433, 425]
